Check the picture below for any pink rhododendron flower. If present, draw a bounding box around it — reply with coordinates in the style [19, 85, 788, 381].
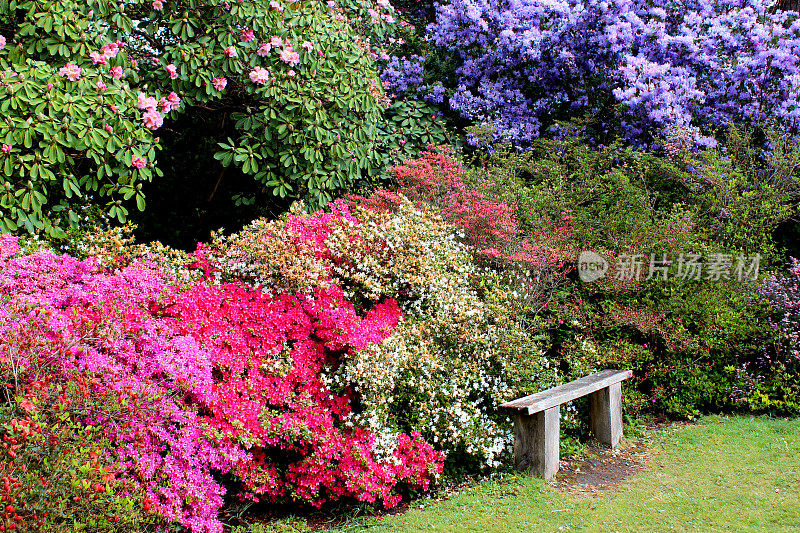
[103, 123, 113, 133]
[143, 109, 164, 130]
[90, 51, 107, 65]
[1, 144, 10, 153]
[270, 35, 283, 47]
[269, 0, 283, 11]
[377, 0, 391, 7]
[58, 62, 81, 81]
[110, 104, 119, 113]
[0, 35, 6, 50]
[137, 93, 158, 111]
[382, 14, 395, 22]
[302, 41, 313, 52]
[212, 77, 227, 90]
[101, 43, 119, 59]
[46, 82, 54, 89]
[131, 59, 139, 70]
[224, 46, 237, 58]
[150, 56, 160, 65]
[240, 29, 255, 42]
[110, 66, 124, 79]
[257, 43, 271, 56]
[165, 63, 178, 79]
[132, 155, 147, 168]
[96, 79, 107, 91]
[279, 48, 300, 66]
[368, 8, 378, 17]
[160, 91, 181, 112]
[327, 0, 335, 6]
[287, 69, 296, 77]
[379, 51, 390, 60]
[153, 0, 163, 10]
[249, 66, 270, 85]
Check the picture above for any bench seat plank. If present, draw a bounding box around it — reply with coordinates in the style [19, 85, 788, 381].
[499, 369, 633, 415]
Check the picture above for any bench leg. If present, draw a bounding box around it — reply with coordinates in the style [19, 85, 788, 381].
[512, 406, 560, 479]
[589, 382, 623, 448]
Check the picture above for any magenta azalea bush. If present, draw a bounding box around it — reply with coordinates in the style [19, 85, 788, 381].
[0, 228, 443, 532]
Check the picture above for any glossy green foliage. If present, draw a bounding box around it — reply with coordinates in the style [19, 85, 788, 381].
[0, 0, 393, 236]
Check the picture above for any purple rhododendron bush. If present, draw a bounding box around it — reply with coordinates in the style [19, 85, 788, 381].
[384, 0, 800, 146]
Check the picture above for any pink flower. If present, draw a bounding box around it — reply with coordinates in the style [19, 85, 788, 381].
[240, 29, 255, 42]
[279, 48, 300, 66]
[270, 35, 283, 47]
[1, 145, 10, 153]
[132, 155, 147, 169]
[131, 59, 139, 70]
[58, 62, 81, 81]
[160, 91, 181, 112]
[367, 8, 378, 18]
[96, 79, 107, 91]
[18, 400, 35, 413]
[90, 51, 107, 65]
[110, 104, 119, 114]
[46, 82, 54, 89]
[152, 0, 163, 10]
[101, 43, 119, 59]
[0, 35, 5, 50]
[224, 46, 237, 58]
[110, 66, 124, 79]
[257, 43, 271, 56]
[137, 93, 158, 111]
[269, 0, 283, 11]
[382, 14, 395, 23]
[379, 51, 390, 60]
[287, 69, 296, 77]
[326, 0, 335, 6]
[249, 66, 270, 85]
[142, 109, 163, 130]
[165, 63, 178, 79]
[302, 41, 313, 52]
[150, 56, 160, 65]
[103, 123, 113, 133]
[212, 77, 227, 91]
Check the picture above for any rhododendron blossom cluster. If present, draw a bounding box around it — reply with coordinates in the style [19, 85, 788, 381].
[385, 0, 800, 146]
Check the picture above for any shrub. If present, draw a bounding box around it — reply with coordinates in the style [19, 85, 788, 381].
[200, 198, 561, 471]
[386, 0, 800, 146]
[0, 0, 397, 237]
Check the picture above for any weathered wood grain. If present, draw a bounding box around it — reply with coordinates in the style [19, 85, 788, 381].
[499, 369, 632, 415]
[589, 381, 623, 448]
[513, 405, 560, 479]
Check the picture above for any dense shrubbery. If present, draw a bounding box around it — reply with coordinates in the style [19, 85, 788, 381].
[385, 0, 800, 146]
[4, 0, 800, 529]
[0, 229, 444, 532]
[0, 0, 448, 240]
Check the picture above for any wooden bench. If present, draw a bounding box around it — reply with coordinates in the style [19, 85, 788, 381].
[498, 369, 633, 479]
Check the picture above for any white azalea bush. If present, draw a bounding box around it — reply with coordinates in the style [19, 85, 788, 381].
[201, 196, 561, 471]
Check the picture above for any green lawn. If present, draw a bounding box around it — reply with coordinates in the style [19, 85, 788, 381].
[235, 416, 800, 533]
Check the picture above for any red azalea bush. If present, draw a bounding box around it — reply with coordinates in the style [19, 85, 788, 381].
[0, 232, 443, 533]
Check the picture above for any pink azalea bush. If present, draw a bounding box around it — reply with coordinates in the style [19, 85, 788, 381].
[0, 226, 443, 532]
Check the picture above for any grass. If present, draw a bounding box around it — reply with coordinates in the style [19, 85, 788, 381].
[233, 416, 800, 533]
